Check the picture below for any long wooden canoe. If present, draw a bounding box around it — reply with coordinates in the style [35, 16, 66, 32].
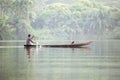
[24, 41, 92, 48]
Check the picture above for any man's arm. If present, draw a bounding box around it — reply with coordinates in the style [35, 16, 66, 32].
[30, 39, 35, 44]
[31, 35, 34, 39]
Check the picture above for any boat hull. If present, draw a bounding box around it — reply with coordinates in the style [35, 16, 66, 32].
[24, 41, 92, 48]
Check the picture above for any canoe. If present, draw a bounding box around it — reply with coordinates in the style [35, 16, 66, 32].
[24, 41, 92, 48]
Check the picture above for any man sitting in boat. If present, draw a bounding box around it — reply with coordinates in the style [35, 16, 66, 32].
[26, 34, 35, 45]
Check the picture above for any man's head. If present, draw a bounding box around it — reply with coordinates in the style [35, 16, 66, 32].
[28, 34, 31, 37]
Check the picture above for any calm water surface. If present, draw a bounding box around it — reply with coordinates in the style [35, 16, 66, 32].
[0, 40, 120, 80]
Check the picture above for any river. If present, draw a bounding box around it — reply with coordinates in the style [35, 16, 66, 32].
[0, 40, 120, 80]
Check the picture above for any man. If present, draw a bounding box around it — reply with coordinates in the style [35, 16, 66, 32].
[71, 41, 74, 44]
[26, 34, 35, 45]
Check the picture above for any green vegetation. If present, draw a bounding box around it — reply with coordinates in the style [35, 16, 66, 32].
[0, 0, 39, 39]
[0, 0, 120, 40]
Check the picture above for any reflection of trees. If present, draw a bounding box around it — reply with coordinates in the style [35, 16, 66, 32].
[0, 41, 36, 80]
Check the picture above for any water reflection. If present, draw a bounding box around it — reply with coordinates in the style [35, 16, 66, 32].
[24, 47, 36, 62]
[24, 46, 92, 62]
[71, 47, 91, 53]
[0, 40, 120, 80]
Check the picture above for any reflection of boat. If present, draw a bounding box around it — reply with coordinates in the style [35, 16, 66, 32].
[24, 41, 92, 48]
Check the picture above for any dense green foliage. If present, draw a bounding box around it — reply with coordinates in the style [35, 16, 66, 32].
[0, 0, 39, 39]
[0, 0, 120, 40]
